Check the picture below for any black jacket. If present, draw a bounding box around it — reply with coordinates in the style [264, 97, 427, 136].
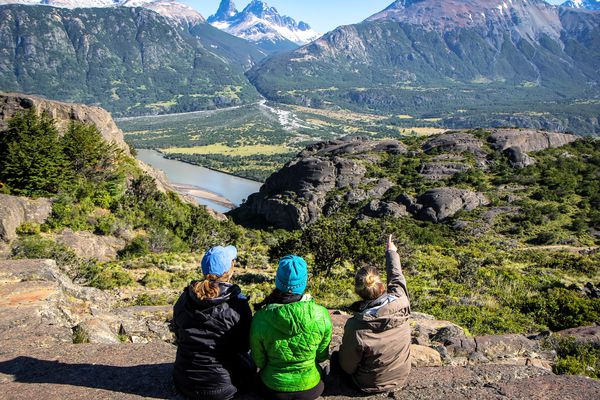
[172, 281, 252, 399]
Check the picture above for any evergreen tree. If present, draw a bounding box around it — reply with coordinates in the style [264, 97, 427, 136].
[62, 121, 117, 180]
[0, 109, 70, 197]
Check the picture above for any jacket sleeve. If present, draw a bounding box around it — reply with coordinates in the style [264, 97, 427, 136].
[386, 249, 409, 302]
[250, 315, 267, 370]
[316, 309, 332, 363]
[233, 299, 253, 354]
[338, 319, 362, 375]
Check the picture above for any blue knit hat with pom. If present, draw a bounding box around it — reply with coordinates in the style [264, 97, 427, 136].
[276, 255, 308, 295]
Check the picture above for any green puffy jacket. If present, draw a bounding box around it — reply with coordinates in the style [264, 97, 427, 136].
[250, 295, 332, 392]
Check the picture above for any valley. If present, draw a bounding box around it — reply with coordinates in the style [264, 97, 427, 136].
[118, 100, 446, 181]
[0, 0, 599, 396]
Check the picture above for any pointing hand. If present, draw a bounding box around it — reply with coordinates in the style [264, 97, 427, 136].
[387, 234, 397, 252]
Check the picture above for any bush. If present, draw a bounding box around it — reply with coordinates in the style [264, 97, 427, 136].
[118, 236, 150, 259]
[140, 270, 171, 289]
[11, 235, 78, 267]
[545, 336, 599, 379]
[78, 262, 134, 290]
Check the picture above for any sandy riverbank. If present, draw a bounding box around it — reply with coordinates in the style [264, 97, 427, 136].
[170, 183, 236, 209]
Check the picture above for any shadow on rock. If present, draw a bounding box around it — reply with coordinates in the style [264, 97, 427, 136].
[0, 356, 176, 399]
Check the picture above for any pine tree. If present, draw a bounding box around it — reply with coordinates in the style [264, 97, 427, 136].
[62, 121, 116, 179]
[0, 109, 70, 197]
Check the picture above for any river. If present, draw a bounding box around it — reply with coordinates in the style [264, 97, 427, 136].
[136, 149, 263, 213]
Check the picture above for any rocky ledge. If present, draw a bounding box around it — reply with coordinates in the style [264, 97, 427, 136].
[0, 258, 598, 399]
[235, 129, 579, 229]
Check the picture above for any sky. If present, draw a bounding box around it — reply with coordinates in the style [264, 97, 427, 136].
[181, 0, 566, 34]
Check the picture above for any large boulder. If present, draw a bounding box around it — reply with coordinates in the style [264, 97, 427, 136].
[0, 194, 52, 242]
[415, 188, 490, 223]
[243, 156, 367, 229]
[488, 129, 579, 153]
[55, 229, 126, 262]
[300, 135, 407, 157]
[423, 132, 486, 157]
[488, 128, 579, 168]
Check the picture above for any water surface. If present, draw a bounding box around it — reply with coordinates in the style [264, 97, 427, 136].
[136, 149, 262, 213]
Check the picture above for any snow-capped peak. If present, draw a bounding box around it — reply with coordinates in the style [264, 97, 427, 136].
[561, 0, 600, 10]
[208, 0, 320, 47]
[0, 0, 206, 25]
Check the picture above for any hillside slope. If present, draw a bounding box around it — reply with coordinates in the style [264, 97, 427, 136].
[0, 4, 261, 116]
[248, 0, 600, 134]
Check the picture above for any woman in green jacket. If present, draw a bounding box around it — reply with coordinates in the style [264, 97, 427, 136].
[250, 255, 332, 400]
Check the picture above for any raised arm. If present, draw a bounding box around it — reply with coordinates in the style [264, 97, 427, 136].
[386, 235, 409, 300]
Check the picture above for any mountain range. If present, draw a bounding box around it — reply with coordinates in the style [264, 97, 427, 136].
[0, 3, 264, 116]
[562, 0, 600, 10]
[208, 0, 320, 53]
[248, 0, 600, 134]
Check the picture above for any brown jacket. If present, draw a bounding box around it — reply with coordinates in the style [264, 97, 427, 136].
[338, 250, 411, 393]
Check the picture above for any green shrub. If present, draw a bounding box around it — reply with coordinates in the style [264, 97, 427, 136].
[16, 222, 41, 235]
[545, 336, 599, 379]
[140, 270, 171, 289]
[78, 262, 134, 290]
[118, 236, 150, 259]
[11, 235, 78, 267]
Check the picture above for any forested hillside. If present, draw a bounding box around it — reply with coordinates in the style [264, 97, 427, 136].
[0, 4, 261, 116]
[248, 1, 600, 134]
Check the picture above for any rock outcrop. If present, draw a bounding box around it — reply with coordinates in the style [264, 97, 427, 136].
[0, 93, 130, 152]
[413, 188, 490, 223]
[423, 132, 486, 158]
[55, 229, 127, 262]
[488, 129, 579, 168]
[235, 129, 583, 229]
[243, 139, 377, 228]
[0, 194, 52, 242]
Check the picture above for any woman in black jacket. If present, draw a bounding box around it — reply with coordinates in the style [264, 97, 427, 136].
[172, 245, 254, 400]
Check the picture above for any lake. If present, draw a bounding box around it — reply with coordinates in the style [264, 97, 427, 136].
[136, 149, 263, 213]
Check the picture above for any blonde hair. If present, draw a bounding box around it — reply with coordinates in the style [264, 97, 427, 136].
[355, 266, 386, 300]
[193, 266, 234, 300]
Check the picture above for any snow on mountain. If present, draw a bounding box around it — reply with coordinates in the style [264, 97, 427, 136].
[0, 0, 205, 25]
[561, 0, 600, 10]
[208, 0, 320, 48]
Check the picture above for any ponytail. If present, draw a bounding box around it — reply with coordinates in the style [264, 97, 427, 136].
[192, 268, 234, 300]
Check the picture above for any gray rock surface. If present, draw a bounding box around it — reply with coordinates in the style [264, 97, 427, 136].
[1, 345, 598, 400]
[416, 188, 490, 222]
[361, 200, 409, 219]
[423, 132, 486, 157]
[488, 129, 579, 153]
[244, 156, 364, 229]
[0, 194, 52, 242]
[419, 162, 470, 180]
[301, 135, 407, 157]
[488, 128, 579, 168]
[55, 229, 127, 262]
[505, 146, 536, 168]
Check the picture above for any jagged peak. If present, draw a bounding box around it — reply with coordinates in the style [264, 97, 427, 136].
[207, 0, 238, 23]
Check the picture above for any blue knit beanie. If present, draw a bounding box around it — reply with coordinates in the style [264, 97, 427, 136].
[276, 255, 308, 295]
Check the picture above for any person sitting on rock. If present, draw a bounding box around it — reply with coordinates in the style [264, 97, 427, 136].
[172, 245, 254, 400]
[336, 235, 411, 393]
[250, 255, 332, 400]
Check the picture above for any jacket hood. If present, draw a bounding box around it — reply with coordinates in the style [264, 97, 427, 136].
[261, 294, 313, 336]
[353, 293, 409, 333]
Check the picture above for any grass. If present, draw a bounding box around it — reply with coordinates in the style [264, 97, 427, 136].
[161, 143, 291, 156]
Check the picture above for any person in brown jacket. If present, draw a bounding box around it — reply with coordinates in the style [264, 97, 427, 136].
[336, 235, 411, 393]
